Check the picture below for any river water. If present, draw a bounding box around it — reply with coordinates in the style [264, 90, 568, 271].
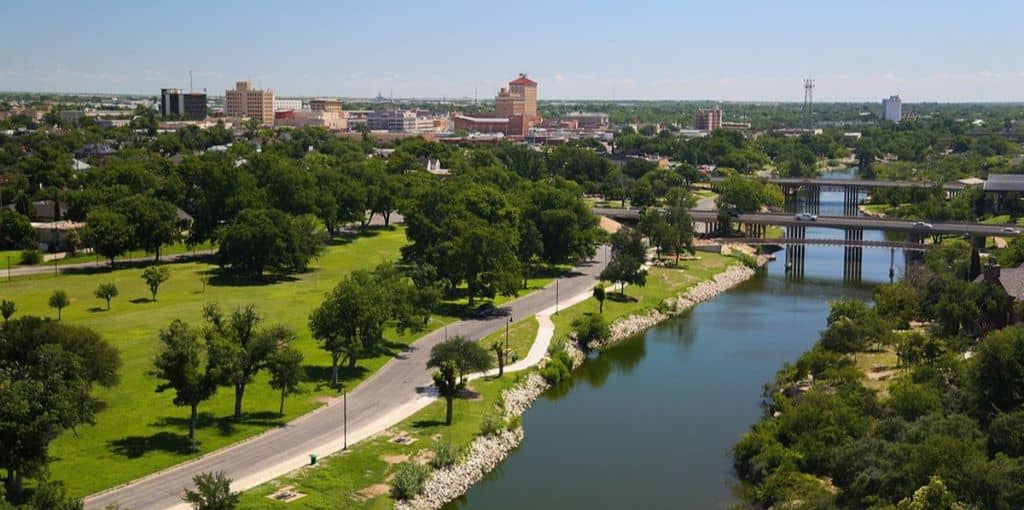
[447, 172, 901, 509]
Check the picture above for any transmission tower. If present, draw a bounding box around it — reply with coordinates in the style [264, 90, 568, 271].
[802, 78, 815, 128]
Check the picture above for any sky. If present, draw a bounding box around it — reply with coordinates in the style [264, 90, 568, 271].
[1, 0, 1023, 102]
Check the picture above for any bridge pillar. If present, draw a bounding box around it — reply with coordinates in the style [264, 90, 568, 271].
[785, 225, 806, 279]
[804, 185, 820, 216]
[843, 187, 860, 216]
[970, 235, 986, 250]
[904, 232, 926, 264]
[843, 229, 863, 283]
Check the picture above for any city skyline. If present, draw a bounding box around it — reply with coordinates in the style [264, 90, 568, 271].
[1, 0, 1024, 102]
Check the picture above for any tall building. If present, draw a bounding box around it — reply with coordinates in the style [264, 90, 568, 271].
[367, 109, 440, 133]
[273, 98, 303, 111]
[881, 95, 902, 123]
[495, 73, 538, 119]
[160, 88, 207, 120]
[694, 106, 722, 131]
[225, 81, 274, 126]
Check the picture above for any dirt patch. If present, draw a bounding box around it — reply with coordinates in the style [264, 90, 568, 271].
[600, 216, 622, 234]
[414, 449, 435, 465]
[381, 454, 409, 465]
[312, 396, 333, 405]
[353, 483, 391, 502]
[866, 366, 897, 381]
[266, 485, 306, 503]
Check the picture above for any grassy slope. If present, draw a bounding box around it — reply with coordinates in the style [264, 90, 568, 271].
[0, 227, 560, 497]
[236, 252, 741, 509]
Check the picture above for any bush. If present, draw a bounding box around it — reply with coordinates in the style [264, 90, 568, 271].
[541, 350, 574, 385]
[430, 441, 459, 469]
[480, 411, 505, 436]
[390, 462, 431, 500]
[731, 251, 758, 269]
[20, 249, 43, 265]
[571, 313, 609, 349]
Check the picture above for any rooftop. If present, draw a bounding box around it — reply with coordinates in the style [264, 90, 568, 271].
[509, 74, 537, 86]
[983, 174, 1024, 193]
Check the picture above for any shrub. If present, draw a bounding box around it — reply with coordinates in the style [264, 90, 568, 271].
[430, 441, 459, 469]
[571, 313, 609, 349]
[731, 251, 758, 269]
[541, 351, 573, 385]
[390, 462, 431, 500]
[480, 411, 505, 436]
[20, 249, 43, 265]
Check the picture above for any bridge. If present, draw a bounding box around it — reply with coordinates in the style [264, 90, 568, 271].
[595, 207, 1014, 282]
[707, 176, 969, 215]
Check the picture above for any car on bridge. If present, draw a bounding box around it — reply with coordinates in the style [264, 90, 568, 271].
[913, 221, 934, 229]
[794, 212, 818, 221]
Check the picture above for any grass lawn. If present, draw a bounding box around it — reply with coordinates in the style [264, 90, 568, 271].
[550, 253, 738, 347]
[238, 372, 523, 510]
[477, 316, 540, 362]
[0, 226, 562, 498]
[852, 347, 901, 397]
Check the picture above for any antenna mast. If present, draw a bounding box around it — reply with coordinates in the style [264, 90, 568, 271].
[802, 78, 815, 128]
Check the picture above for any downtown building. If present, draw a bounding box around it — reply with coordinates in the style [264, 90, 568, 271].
[881, 95, 902, 123]
[694, 106, 722, 131]
[452, 74, 541, 136]
[160, 88, 208, 120]
[225, 81, 274, 126]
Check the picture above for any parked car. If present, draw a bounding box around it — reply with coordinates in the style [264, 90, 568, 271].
[913, 221, 934, 229]
[794, 212, 818, 221]
[472, 302, 497, 319]
[1001, 227, 1020, 234]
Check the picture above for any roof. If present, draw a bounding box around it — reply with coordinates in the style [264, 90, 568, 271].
[983, 174, 1024, 193]
[976, 263, 1024, 300]
[509, 74, 537, 86]
[958, 177, 985, 186]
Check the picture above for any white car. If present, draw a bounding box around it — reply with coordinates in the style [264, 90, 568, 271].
[913, 221, 934, 229]
[794, 212, 818, 221]
[1001, 227, 1020, 234]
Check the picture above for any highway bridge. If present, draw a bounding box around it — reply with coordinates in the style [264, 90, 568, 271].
[706, 176, 967, 192]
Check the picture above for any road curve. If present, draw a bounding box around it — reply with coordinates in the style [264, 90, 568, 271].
[84, 248, 609, 510]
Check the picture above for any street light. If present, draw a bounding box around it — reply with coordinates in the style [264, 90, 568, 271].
[505, 315, 512, 365]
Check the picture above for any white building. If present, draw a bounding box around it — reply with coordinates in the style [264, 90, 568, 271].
[881, 95, 902, 123]
[273, 98, 303, 111]
[367, 109, 438, 133]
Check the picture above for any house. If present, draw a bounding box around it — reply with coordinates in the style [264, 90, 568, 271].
[31, 200, 68, 222]
[31, 221, 84, 252]
[976, 261, 1024, 301]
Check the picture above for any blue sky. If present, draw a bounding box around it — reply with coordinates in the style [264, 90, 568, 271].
[1, 0, 1022, 101]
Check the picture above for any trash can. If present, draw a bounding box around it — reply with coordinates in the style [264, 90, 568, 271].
[309, 453, 317, 465]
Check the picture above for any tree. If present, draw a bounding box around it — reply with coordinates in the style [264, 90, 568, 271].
[215, 208, 324, 276]
[116, 195, 180, 261]
[874, 282, 920, 329]
[309, 269, 392, 386]
[0, 317, 120, 501]
[0, 300, 13, 322]
[182, 471, 238, 510]
[432, 361, 463, 426]
[593, 286, 606, 314]
[83, 208, 133, 266]
[428, 336, 493, 384]
[94, 283, 119, 310]
[152, 319, 219, 445]
[490, 342, 507, 378]
[571, 313, 609, 350]
[267, 345, 303, 416]
[142, 266, 170, 301]
[972, 325, 1024, 422]
[0, 210, 33, 250]
[49, 289, 69, 320]
[205, 304, 287, 419]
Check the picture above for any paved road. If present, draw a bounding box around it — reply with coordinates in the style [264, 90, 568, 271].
[595, 207, 1021, 238]
[707, 176, 968, 191]
[84, 249, 608, 510]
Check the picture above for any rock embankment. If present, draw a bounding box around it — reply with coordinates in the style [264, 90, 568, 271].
[395, 374, 549, 510]
[589, 263, 757, 350]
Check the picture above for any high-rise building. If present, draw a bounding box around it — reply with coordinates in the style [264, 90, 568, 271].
[160, 88, 207, 120]
[495, 73, 538, 119]
[881, 95, 902, 123]
[694, 106, 723, 131]
[225, 81, 274, 126]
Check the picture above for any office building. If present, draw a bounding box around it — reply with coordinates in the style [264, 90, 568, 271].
[455, 74, 541, 136]
[309, 99, 343, 113]
[225, 81, 274, 126]
[694, 106, 723, 131]
[881, 95, 902, 123]
[273, 98, 303, 111]
[274, 110, 346, 130]
[367, 109, 439, 133]
[160, 88, 207, 120]
[564, 112, 609, 129]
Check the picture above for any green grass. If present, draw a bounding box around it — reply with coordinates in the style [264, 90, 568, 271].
[238, 372, 523, 510]
[852, 347, 901, 397]
[550, 253, 737, 347]
[478, 317, 540, 362]
[0, 226, 565, 498]
[236, 252, 741, 509]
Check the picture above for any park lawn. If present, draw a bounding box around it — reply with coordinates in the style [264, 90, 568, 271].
[0, 226, 574, 498]
[477, 316, 540, 362]
[238, 371, 524, 510]
[550, 253, 738, 346]
[766, 226, 785, 239]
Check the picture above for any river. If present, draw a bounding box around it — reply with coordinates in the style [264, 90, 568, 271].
[446, 171, 902, 509]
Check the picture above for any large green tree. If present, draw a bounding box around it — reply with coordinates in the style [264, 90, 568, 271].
[152, 320, 219, 446]
[83, 207, 133, 265]
[215, 208, 324, 276]
[309, 269, 391, 386]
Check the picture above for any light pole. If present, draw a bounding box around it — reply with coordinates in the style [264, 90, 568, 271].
[505, 315, 512, 365]
[555, 279, 559, 315]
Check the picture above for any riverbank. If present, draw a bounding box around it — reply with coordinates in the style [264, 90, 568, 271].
[237, 253, 750, 509]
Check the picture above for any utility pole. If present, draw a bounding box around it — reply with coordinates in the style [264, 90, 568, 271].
[802, 78, 815, 129]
